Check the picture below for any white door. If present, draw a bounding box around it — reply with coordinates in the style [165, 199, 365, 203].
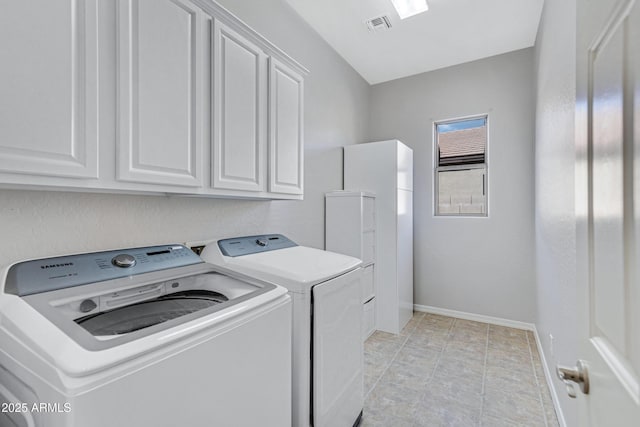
[268, 57, 304, 195]
[574, 0, 640, 424]
[117, 0, 204, 187]
[212, 20, 266, 192]
[0, 0, 98, 179]
[313, 268, 363, 427]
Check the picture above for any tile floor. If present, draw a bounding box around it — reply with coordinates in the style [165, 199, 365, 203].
[362, 312, 560, 427]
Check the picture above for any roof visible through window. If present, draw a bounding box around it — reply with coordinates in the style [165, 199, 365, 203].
[437, 117, 486, 166]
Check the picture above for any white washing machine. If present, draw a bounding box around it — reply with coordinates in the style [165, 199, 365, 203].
[198, 234, 364, 427]
[0, 244, 291, 427]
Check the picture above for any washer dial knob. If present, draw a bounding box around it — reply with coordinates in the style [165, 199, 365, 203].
[255, 238, 268, 247]
[111, 254, 136, 268]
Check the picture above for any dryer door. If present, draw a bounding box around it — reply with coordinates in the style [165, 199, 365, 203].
[312, 267, 363, 427]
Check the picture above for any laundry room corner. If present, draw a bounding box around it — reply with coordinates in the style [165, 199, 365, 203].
[367, 48, 537, 324]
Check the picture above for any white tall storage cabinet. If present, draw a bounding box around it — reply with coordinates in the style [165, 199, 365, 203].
[344, 140, 413, 335]
[325, 191, 376, 340]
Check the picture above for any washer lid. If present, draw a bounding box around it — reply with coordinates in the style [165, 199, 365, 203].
[215, 246, 362, 292]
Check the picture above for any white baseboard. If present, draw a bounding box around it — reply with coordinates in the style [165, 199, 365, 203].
[413, 304, 567, 427]
[532, 326, 568, 427]
[413, 304, 535, 331]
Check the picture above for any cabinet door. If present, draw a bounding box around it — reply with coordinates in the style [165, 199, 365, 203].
[312, 268, 363, 427]
[397, 188, 413, 330]
[117, 0, 204, 187]
[0, 0, 98, 179]
[268, 57, 304, 195]
[212, 21, 266, 192]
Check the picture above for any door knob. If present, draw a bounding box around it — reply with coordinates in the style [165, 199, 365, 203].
[556, 360, 589, 398]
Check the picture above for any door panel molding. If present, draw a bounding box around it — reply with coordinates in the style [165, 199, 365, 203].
[592, 337, 640, 404]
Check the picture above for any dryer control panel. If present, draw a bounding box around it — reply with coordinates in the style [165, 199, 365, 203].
[5, 245, 203, 296]
[218, 234, 297, 257]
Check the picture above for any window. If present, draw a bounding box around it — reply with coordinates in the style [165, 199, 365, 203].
[434, 116, 487, 216]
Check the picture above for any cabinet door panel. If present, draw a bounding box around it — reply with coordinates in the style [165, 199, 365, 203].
[362, 264, 375, 303]
[0, 0, 98, 178]
[363, 197, 376, 231]
[212, 21, 266, 191]
[269, 58, 304, 195]
[117, 0, 203, 187]
[363, 298, 376, 340]
[362, 231, 376, 265]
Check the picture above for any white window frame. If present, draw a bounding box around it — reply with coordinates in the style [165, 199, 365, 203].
[433, 114, 489, 217]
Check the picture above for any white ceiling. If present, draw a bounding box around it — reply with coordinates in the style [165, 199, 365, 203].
[285, 0, 544, 85]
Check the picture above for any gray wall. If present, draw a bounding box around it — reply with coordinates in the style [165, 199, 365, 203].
[0, 0, 370, 267]
[534, 0, 578, 425]
[369, 49, 537, 323]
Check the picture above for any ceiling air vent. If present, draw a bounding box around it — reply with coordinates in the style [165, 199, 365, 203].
[366, 15, 392, 31]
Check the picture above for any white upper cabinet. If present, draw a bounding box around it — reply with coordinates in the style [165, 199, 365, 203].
[0, 0, 98, 179]
[117, 0, 204, 187]
[0, 0, 307, 198]
[268, 58, 304, 195]
[212, 21, 267, 192]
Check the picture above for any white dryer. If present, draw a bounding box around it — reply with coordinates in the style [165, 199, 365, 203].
[0, 244, 291, 427]
[199, 234, 364, 427]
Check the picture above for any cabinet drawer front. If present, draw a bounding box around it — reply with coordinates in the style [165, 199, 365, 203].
[363, 197, 376, 231]
[268, 57, 304, 195]
[212, 20, 266, 192]
[117, 0, 204, 187]
[0, 0, 98, 179]
[362, 231, 376, 265]
[362, 264, 375, 302]
[363, 298, 376, 340]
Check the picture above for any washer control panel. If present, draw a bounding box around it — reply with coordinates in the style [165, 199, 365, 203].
[218, 234, 297, 257]
[5, 245, 203, 296]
